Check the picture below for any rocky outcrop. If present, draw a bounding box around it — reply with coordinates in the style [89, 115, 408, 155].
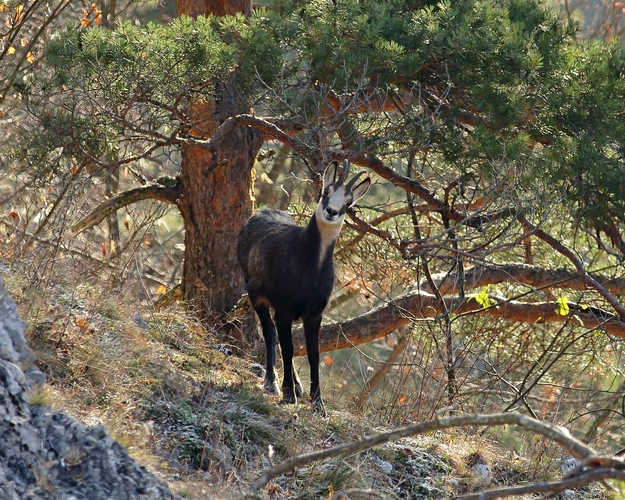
[0, 277, 177, 500]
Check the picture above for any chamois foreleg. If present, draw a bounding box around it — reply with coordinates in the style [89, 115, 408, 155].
[304, 314, 326, 417]
[275, 311, 297, 404]
[254, 303, 280, 395]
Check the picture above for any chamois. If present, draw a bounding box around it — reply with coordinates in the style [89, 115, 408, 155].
[237, 160, 371, 416]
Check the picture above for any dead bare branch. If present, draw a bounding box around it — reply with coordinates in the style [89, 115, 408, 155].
[249, 412, 596, 491]
[457, 465, 625, 499]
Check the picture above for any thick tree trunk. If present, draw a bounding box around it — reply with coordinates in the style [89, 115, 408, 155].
[176, 0, 262, 348]
[178, 124, 263, 323]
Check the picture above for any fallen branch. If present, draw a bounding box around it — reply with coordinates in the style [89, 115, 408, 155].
[457, 465, 625, 499]
[249, 412, 596, 491]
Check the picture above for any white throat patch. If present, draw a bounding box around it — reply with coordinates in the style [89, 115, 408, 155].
[315, 203, 344, 268]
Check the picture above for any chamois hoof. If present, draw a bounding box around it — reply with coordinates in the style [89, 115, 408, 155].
[280, 387, 297, 405]
[263, 377, 281, 396]
[312, 397, 327, 418]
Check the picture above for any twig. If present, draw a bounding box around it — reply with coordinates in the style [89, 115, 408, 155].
[422, 262, 625, 297]
[456, 466, 625, 499]
[520, 216, 625, 319]
[355, 333, 408, 409]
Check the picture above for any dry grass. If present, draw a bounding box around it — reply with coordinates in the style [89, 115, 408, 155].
[0, 259, 614, 499]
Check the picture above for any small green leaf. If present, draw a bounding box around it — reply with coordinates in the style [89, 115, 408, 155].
[555, 295, 569, 316]
[470, 285, 491, 308]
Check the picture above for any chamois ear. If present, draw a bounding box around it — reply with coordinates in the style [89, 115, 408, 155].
[322, 162, 338, 189]
[350, 177, 371, 205]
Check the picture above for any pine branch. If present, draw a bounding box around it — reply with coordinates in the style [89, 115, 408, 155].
[71, 176, 181, 235]
[292, 289, 625, 356]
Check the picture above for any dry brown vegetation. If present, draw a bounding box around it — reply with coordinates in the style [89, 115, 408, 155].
[1, 203, 623, 499]
[4, 1, 625, 498]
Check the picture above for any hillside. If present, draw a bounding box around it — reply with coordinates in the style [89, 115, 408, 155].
[0, 267, 614, 499]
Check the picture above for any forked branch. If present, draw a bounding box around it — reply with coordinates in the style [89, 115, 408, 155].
[520, 216, 625, 318]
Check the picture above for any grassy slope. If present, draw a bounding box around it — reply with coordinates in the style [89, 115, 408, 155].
[4, 273, 609, 499]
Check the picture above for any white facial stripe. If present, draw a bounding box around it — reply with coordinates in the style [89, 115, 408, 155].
[315, 164, 371, 268]
[323, 186, 352, 219]
[327, 191, 346, 212]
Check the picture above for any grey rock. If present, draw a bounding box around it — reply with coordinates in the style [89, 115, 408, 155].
[250, 363, 265, 378]
[0, 277, 178, 499]
[371, 454, 393, 474]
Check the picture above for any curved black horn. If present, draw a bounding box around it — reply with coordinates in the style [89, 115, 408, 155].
[346, 170, 367, 189]
[338, 159, 350, 184]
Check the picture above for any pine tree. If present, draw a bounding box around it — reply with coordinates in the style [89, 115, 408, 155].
[11, 0, 625, 350]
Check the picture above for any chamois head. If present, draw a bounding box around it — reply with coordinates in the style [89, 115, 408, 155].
[316, 159, 371, 228]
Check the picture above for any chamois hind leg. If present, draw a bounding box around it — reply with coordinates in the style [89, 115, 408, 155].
[303, 314, 326, 417]
[275, 311, 297, 405]
[253, 303, 280, 396]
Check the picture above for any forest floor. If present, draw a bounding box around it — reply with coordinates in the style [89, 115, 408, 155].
[3, 269, 611, 499]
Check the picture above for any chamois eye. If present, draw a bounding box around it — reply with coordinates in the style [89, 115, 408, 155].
[322, 188, 329, 197]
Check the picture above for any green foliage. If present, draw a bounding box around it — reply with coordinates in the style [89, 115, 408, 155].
[46, 16, 241, 104]
[6, 3, 625, 495]
[252, 0, 625, 232]
[539, 41, 625, 227]
[15, 0, 625, 234]
[9, 12, 287, 183]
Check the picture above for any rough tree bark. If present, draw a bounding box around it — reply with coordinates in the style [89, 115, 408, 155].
[178, 121, 263, 325]
[176, 0, 263, 347]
